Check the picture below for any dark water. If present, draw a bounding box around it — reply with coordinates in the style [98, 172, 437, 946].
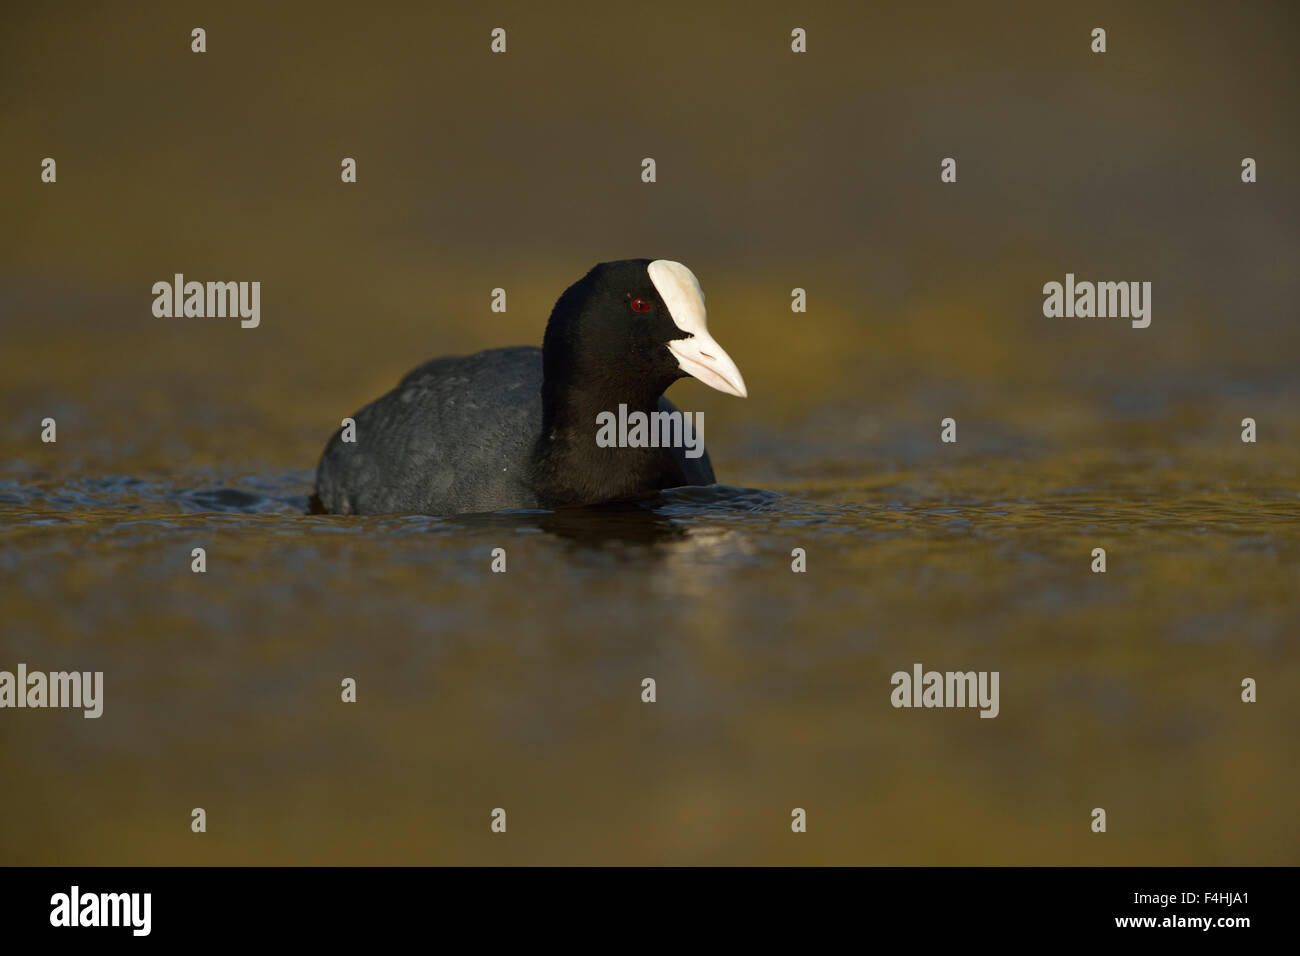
[2, 426, 1296, 864]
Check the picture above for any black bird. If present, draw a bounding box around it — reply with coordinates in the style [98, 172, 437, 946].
[311, 259, 747, 515]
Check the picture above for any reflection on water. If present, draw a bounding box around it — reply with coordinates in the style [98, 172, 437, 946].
[1, 437, 1296, 865]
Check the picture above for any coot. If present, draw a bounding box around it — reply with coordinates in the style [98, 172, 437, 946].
[311, 259, 747, 515]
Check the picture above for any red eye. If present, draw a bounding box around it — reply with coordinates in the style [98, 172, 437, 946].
[630, 298, 650, 313]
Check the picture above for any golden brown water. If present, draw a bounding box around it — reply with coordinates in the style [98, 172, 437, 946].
[2, 1, 1298, 864]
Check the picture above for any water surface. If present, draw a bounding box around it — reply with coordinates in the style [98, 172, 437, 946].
[2, 414, 1295, 864]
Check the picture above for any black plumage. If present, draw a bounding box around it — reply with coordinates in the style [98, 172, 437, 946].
[312, 259, 746, 516]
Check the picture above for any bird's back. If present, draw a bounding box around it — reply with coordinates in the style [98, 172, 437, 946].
[314, 347, 545, 515]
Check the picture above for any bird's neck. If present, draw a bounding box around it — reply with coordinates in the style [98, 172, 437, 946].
[532, 379, 675, 507]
